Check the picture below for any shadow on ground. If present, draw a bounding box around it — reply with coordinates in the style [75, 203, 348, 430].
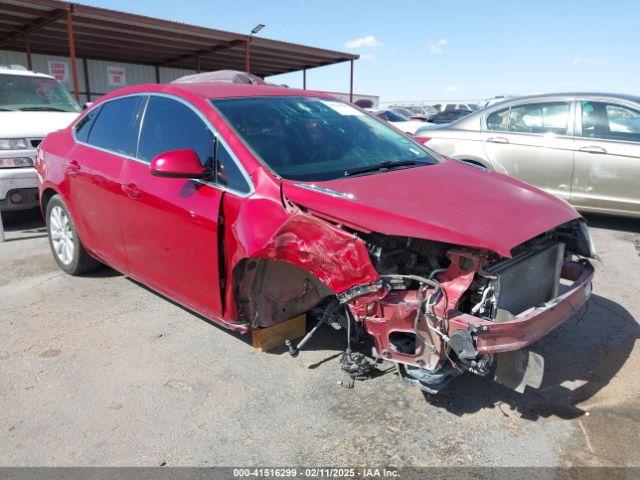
[583, 213, 640, 233]
[124, 269, 638, 422]
[424, 294, 638, 421]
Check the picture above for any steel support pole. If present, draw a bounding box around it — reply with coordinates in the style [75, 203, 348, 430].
[66, 10, 80, 100]
[0, 211, 4, 243]
[82, 57, 91, 101]
[303, 68, 306, 89]
[25, 34, 33, 70]
[349, 60, 354, 103]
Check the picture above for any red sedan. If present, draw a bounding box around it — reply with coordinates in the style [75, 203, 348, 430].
[36, 82, 596, 394]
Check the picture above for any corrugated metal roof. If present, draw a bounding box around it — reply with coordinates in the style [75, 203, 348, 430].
[0, 0, 358, 77]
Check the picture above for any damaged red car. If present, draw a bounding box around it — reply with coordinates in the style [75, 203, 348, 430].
[37, 83, 596, 394]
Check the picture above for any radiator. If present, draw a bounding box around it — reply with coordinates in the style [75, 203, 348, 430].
[486, 242, 565, 316]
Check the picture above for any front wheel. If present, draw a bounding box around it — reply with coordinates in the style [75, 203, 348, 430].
[46, 195, 101, 275]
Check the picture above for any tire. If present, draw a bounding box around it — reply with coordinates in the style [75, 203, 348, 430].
[46, 194, 101, 275]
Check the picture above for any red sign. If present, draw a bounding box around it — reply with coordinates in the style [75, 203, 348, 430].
[107, 66, 126, 87]
[48, 61, 68, 82]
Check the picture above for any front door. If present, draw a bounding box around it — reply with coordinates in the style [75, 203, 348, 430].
[572, 100, 640, 216]
[481, 100, 575, 201]
[119, 95, 224, 318]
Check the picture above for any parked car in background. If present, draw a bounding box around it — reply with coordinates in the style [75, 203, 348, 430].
[400, 105, 440, 122]
[354, 99, 374, 109]
[37, 82, 595, 395]
[425, 108, 473, 125]
[0, 65, 81, 211]
[367, 108, 424, 134]
[479, 95, 514, 109]
[415, 93, 640, 218]
[431, 103, 477, 113]
[389, 105, 438, 115]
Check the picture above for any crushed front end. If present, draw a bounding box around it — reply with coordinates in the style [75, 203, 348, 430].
[344, 219, 595, 393]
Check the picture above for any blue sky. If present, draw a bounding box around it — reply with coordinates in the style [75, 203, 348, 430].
[81, 0, 639, 102]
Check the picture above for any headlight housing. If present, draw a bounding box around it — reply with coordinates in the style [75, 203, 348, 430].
[0, 157, 34, 168]
[0, 138, 29, 150]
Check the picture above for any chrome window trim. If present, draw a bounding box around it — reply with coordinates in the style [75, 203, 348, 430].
[71, 92, 254, 198]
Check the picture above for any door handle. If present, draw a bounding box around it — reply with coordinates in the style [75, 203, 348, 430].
[67, 160, 81, 175]
[122, 183, 140, 199]
[578, 145, 607, 154]
[487, 136, 510, 144]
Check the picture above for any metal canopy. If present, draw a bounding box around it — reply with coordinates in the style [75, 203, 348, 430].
[0, 0, 358, 82]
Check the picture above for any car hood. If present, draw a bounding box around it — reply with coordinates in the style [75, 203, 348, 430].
[0, 111, 79, 139]
[281, 158, 581, 258]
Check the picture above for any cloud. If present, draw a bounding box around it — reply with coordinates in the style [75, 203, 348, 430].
[427, 37, 448, 55]
[572, 57, 607, 65]
[445, 82, 461, 93]
[360, 53, 376, 61]
[345, 35, 382, 49]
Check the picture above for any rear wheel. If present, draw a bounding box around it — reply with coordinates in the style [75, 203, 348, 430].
[46, 195, 100, 275]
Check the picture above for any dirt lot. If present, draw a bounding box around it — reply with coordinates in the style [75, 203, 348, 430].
[1, 209, 639, 467]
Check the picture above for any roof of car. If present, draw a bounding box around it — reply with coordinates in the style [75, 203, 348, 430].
[0, 66, 55, 79]
[488, 92, 640, 109]
[100, 82, 333, 102]
[180, 82, 333, 99]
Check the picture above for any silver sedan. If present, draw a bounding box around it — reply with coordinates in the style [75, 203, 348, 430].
[415, 93, 640, 218]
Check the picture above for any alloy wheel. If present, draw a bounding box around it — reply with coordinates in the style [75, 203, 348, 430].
[50, 205, 74, 265]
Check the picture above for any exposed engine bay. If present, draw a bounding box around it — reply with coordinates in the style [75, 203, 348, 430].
[281, 218, 595, 394]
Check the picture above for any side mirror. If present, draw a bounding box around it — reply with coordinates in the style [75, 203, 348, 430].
[149, 149, 209, 179]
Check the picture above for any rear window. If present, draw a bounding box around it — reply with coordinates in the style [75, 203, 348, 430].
[0, 73, 81, 113]
[74, 106, 101, 143]
[87, 96, 144, 156]
[212, 96, 437, 182]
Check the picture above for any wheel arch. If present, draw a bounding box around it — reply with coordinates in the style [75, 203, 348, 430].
[40, 186, 60, 216]
[231, 257, 335, 328]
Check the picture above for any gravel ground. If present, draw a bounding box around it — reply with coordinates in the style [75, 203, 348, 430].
[1, 209, 639, 467]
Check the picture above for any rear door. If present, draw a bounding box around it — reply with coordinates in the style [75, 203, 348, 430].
[481, 100, 575, 201]
[572, 99, 640, 215]
[119, 94, 251, 318]
[68, 95, 145, 271]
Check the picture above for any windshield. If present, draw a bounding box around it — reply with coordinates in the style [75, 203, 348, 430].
[0, 74, 81, 112]
[212, 97, 438, 181]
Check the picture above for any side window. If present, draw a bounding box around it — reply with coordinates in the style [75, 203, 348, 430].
[215, 141, 250, 194]
[74, 106, 101, 143]
[582, 101, 640, 142]
[508, 102, 570, 135]
[486, 108, 509, 131]
[87, 96, 143, 156]
[137, 96, 214, 165]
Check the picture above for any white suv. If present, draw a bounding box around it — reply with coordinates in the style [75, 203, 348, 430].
[0, 66, 81, 211]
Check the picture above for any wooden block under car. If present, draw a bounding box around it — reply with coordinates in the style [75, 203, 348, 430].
[251, 314, 307, 352]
